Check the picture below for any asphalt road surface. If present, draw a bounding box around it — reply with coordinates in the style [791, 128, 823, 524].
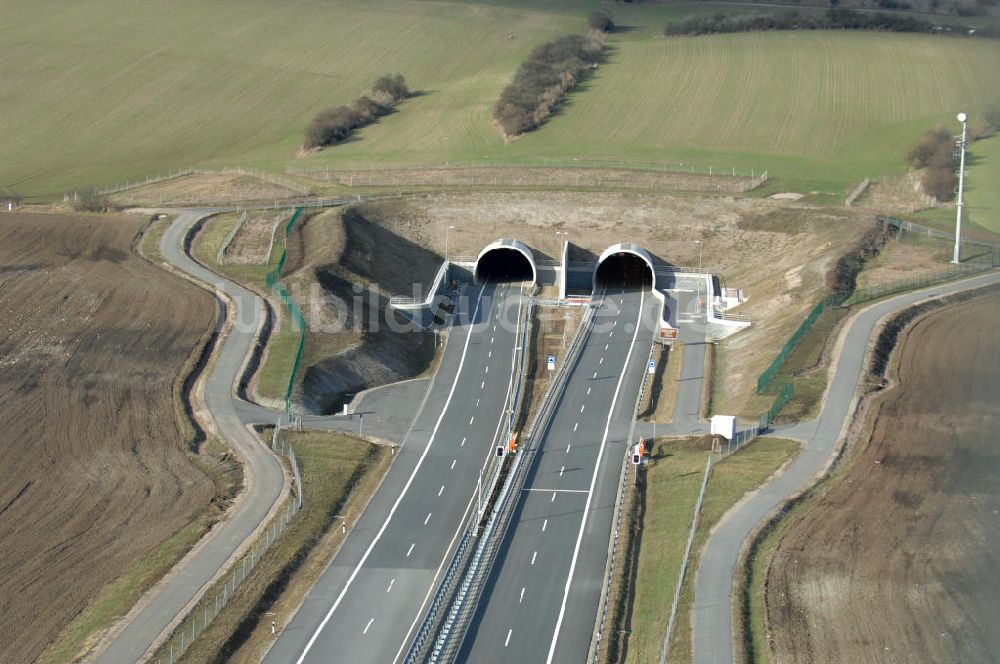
[263, 281, 527, 664]
[94, 210, 285, 664]
[691, 270, 1000, 664]
[458, 288, 659, 664]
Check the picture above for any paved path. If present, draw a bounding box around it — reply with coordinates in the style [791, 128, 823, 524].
[94, 210, 286, 663]
[692, 270, 1000, 664]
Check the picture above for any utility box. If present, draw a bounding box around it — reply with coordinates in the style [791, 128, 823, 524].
[710, 415, 736, 440]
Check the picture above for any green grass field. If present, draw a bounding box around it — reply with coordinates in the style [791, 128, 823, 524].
[966, 134, 1000, 234]
[2, 0, 998, 199]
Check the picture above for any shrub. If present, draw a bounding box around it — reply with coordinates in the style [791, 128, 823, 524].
[921, 151, 957, 201]
[493, 33, 604, 138]
[588, 10, 614, 32]
[664, 7, 938, 35]
[906, 125, 951, 168]
[304, 74, 409, 150]
[69, 188, 116, 213]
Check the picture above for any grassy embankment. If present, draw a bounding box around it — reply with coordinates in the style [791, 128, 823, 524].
[616, 437, 800, 664]
[3, 0, 998, 204]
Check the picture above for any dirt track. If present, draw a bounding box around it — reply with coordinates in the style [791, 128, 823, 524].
[764, 290, 1000, 663]
[0, 213, 215, 663]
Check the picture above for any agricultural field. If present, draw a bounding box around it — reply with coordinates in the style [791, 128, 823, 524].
[0, 213, 218, 664]
[762, 289, 1000, 663]
[2, 0, 998, 202]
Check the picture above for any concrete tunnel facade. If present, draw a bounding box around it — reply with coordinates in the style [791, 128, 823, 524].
[593, 242, 656, 291]
[474, 239, 537, 285]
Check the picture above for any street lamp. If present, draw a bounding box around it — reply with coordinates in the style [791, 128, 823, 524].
[694, 240, 703, 271]
[446, 225, 455, 262]
[953, 112, 968, 264]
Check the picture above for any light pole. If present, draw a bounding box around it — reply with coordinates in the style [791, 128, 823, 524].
[446, 225, 455, 262]
[694, 240, 703, 271]
[953, 112, 968, 264]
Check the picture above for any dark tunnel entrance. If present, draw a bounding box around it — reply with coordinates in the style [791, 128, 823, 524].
[594, 253, 654, 291]
[475, 248, 535, 284]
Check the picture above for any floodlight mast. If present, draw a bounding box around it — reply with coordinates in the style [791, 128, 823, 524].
[953, 112, 968, 264]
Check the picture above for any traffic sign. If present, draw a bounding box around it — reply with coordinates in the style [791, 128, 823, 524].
[647, 360, 656, 374]
[659, 327, 678, 340]
[547, 355, 556, 371]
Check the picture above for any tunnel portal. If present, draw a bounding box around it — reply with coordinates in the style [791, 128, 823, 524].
[593, 243, 655, 291]
[474, 239, 537, 284]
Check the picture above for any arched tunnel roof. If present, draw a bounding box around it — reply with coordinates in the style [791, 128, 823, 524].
[475, 238, 537, 284]
[594, 242, 656, 291]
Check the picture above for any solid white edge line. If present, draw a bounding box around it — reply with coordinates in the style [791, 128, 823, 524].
[545, 289, 645, 664]
[392, 289, 525, 664]
[293, 284, 487, 664]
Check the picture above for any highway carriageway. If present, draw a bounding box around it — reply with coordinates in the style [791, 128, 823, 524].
[263, 281, 525, 664]
[458, 288, 659, 663]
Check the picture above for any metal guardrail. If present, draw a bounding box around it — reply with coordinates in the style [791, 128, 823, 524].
[404, 289, 534, 663]
[410, 300, 598, 664]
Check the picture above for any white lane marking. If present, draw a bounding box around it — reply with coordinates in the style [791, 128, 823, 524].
[587, 387, 591, 395]
[481, 381, 485, 390]
[542, 519, 548, 532]
[531, 551, 537, 565]
[470, 416, 475, 426]
[406, 543, 415, 557]
[392, 289, 525, 664]
[294, 285, 487, 664]
[546, 289, 645, 664]
[523, 488, 589, 493]
[424, 512, 432, 525]
[485, 366, 489, 374]
[493, 325, 496, 332]
[573, 422, 579, 432]
[566, 444, 571, 454]
[461, 437, 467, 447]
[605, 343, 609, 350]
[438, 485, 445, 496]
[520, 587, 526, 603]
[450, 459, 457, 470]
[491, 336, 494, 344]
[488, 350, 492, 358]
[505, 629, 513, 647]
[559, 466, 564, 476]
[386, 578, 395, 593]
[613, 320, 617, 328]
[599, 357, 604, 365]
[551, 492, 556, 502]
[363, 618, 374, 634]
[593, 372, 598, 379]
[580, 404, 585, 413]
[476, 398, 480, 407]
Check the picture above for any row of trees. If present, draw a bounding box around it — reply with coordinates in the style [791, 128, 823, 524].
[303, 74, 409, 150]
[663, 8, 942, 35]
[492, 33, 604, 138]
[907, 126, 957, 201]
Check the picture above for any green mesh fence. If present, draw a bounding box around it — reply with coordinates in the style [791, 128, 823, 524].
[756, 298, 826, 394]
[758, 382, 793, 431]
[265, 208, 305, 415]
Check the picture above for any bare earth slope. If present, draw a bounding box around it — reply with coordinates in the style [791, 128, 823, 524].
[765, 290, 1000, 663]
[0, 213, 214, 664]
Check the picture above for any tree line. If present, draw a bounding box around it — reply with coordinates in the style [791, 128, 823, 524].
[662, 8, 989, 36]
[492, 12, 612, 139]
[303, 74, 409, 150]
[907, 111, 998, 201]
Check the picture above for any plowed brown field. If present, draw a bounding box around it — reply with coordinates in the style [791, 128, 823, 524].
[765, 290, 1000, 663]
[0, 213, 215, 663]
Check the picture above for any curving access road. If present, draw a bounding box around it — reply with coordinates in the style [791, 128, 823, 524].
[692, 270, 1000, 664]
[94, 210, 286, 664]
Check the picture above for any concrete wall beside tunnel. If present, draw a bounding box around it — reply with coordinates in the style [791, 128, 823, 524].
[593, 243, 656, 292]
[475, 239, 537, 285]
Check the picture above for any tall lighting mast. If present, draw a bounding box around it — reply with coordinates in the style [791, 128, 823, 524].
[953, 112, 968, 264]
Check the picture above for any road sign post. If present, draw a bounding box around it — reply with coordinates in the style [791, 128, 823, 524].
[648, 359, 656, 374]
[547, 355, 556, 371]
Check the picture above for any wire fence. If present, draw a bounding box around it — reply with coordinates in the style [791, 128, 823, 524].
[152, 421, 303, 664]
[756, 299, 826, 394]
[264, 208, 306, 415]
[290, 162, 768, 193]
